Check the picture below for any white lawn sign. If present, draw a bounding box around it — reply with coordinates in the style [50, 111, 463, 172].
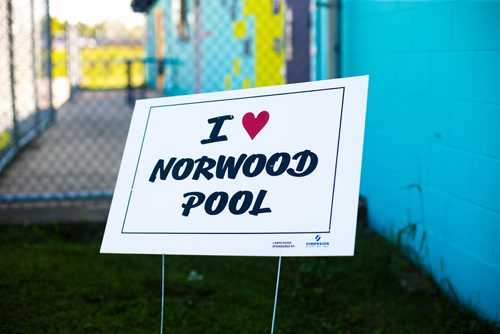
[101, 76, 368, 256]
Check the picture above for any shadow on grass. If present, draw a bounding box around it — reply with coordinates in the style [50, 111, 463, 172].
[0, 223, 497, 333]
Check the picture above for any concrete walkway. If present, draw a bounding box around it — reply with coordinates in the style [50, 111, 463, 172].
[0, 90, 144, 223]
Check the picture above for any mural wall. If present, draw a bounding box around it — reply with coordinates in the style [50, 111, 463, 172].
[143, 0, 318, 95]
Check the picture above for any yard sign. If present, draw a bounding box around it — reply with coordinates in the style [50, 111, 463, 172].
[101, 76, 368, 256]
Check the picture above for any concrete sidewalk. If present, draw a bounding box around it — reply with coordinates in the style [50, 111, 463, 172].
[0, 90, 134, 223]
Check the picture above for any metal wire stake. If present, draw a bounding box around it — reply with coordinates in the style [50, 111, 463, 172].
[271, 256, 283, 334]
[160, 255, 165, 334]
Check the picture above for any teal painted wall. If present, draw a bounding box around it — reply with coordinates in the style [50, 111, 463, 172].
[146, 0, 195, 95]
[341, 1, 500, 322]
[200, 0, 245, 92]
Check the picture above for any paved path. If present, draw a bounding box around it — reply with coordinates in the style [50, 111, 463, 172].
[0, 90, 133, 195]
[0, 89, 158, 223]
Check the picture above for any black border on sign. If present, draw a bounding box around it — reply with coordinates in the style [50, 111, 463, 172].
[121, 86, 345, 234]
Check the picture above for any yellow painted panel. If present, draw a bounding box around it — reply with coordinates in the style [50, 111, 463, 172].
[0, 131, 11, 151]
[224, 75, 232, 90]
[233, 58, 241, 75]
[243, 77, 251, 88]
[244, 0, 285, 87]
[233, 21, 247, 39]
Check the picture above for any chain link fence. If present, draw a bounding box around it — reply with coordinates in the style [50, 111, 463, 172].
[0, 0, 53, 174]
[0, 0, 339, 222]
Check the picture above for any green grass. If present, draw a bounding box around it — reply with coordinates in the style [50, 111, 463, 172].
[0, 224, 496, 333]
[52, 46, 145, 89]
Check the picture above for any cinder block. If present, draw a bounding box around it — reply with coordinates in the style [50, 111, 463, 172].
[395, 52, 431, 94]
[363, 131, 416, 178]
[428, 144, 473, 197]
[365, 129, 395, 161]
[474, 51, 500, 104]
[437, 243, 500, 321]
[383, 12, 412, 52]
[362, 197, 392, 235]
[364, 118, 429, 180]
[423, 188, 449, 238]
[349, 53, 397, 95]
[448, 102, 500, 157]
[350, 16, 384, 52]
[411, 96, 450, 144]
[361, 163, 413, 219]
[424, 231, 448, 280]
[471, 155, 500, 213]
[350, 1, 400, 19]
[364, 93, 390, 129]
[447, 198, 495, 262]
[381, 93, 414, 138]
[451, 2, 500, 50]
[492, 216, 500, 263]
[411, 4, 452, 51]
[430, 51, 476, 100]
[396, 137, 428, 181]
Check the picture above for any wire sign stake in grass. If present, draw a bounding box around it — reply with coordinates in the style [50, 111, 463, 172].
[271, 256, 283, 334]
[101, 77, 368, 331]
[160, 254, 165, 334]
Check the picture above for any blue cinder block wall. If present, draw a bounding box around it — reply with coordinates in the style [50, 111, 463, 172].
[341, 1, 500, 322]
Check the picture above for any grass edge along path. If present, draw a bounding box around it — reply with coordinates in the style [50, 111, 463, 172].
[0, 223, 497, 333]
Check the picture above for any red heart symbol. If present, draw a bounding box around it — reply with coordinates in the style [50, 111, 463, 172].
[242, 111, 270, 140]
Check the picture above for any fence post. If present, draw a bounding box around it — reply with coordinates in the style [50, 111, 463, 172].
[126, 59, 133, 105]
[7, 0, 19, 149]
[334, 0, 342, 78]
[316, 0, 339, 79]
[315, 1, 322, 81]
[45, 0, 55, 122]
[30, 0, 42, 132]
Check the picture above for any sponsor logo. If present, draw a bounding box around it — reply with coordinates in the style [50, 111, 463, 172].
[306, 235, 330, 248]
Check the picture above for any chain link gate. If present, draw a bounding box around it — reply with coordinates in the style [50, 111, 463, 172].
[0, 0, 339, 222]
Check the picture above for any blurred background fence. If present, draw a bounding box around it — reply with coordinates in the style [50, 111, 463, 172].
[0, 0, 53, 175]
[0, 0, 339, 221]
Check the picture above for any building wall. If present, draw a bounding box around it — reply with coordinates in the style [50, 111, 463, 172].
[341, 1, 500, 322]
[144, 0, 319, 95]
[146, 0, 196, 95]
